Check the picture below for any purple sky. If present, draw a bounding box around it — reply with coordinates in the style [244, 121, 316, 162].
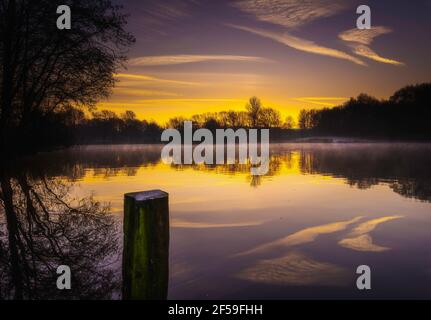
[103, 0, 431, 123]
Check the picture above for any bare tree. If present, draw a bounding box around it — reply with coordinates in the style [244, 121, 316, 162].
[0, 0, 135, 152]
[284, 116, 296, 129]
[246, 96, 262, 128]
[259, 107, 281, 128]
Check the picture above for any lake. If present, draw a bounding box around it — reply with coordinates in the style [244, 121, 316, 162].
[1, 143, 431, 299]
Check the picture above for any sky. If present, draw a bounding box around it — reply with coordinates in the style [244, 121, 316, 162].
[100, 0, 431, 124]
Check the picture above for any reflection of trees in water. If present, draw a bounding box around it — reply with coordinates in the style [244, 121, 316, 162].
[16, 146, 163, 181]
[295, 144, 431, 202]
[171, 153, 290, 187]
[169, 145, 431, 196]
[13, 144, 431, 201]
[391, 180, 431, 202]
[0, 170, 119, 299]
[1, 144, 430, 298]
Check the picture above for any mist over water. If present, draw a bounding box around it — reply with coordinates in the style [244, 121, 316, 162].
[2, 143, 431, 299]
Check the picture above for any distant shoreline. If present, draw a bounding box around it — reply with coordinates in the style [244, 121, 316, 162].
[71, 137, 431, 146]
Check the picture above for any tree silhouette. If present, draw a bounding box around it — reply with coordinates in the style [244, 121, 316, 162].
[284, 116, 296, 129]
[259, 107, 281, 128]
[246, 96, 262, 128]
[297, 83, 431, 139]
[0, 0, 135, 153]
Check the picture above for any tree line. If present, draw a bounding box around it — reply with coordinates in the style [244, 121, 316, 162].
[167, 96, 295, 130]
[27, 82, 431, 146]
[62, 97, 296, 144]
[298, 83, 431, 139]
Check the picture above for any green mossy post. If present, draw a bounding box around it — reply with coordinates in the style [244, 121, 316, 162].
[122, 190, 169, 300]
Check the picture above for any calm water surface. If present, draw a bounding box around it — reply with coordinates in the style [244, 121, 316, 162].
[2, 143, 431, 299]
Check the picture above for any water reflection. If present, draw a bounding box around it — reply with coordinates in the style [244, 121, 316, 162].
[2, 143, 431, 299]
[236, 251, 350, 287]
[0, 165, 120, 299]
[338, 216, 404, 252]
[236, 216, 363, 256]
[18, 143, 431, 202]
[293, 144, 431, 202]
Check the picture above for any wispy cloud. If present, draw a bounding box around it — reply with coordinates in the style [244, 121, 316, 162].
[232, 0, 350, 28]
[145, 2, 190, 22]
[294, 97, 348, 107]
[339, 27, 404, 66]
[339, 26, 392, 45]
[229, 24, 366, 66]
[352, 45, 404, 66]
[135, 98, 244, 103]
[114, 73, 199, 86]
[231, 1, 402, 67]
[113, 87, 180, 97]
[129, 54, 272, 66]
[134, 0, 198, 36]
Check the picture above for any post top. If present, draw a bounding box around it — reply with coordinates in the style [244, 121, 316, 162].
[125, 190, 168, 202]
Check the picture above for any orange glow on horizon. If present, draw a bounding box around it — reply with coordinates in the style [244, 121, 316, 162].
[86, 69, 365, 124]
[97, 86, 350, 125]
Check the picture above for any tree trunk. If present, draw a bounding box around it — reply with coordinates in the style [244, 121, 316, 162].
[1, 0, 17, 151]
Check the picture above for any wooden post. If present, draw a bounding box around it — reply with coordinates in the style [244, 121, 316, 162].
[122, 190, 169, 300]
